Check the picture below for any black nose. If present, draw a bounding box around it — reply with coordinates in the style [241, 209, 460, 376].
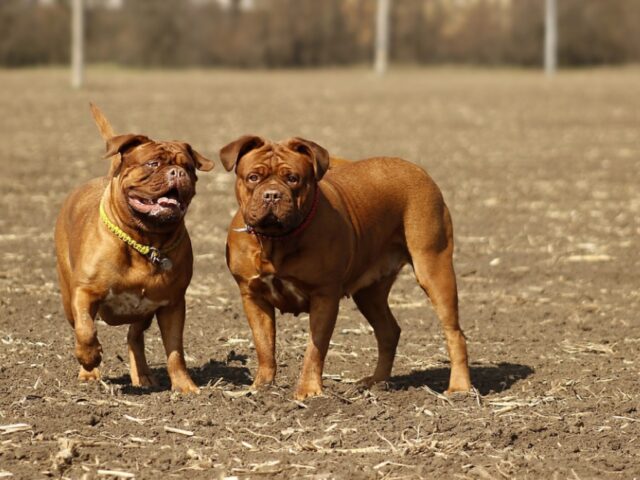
[168, 168, 186, 178]
[263, 190, 282, 203]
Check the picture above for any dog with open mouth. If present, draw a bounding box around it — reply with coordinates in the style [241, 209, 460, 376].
[54, 104, 213, 392]
[221, 136, 472, 400]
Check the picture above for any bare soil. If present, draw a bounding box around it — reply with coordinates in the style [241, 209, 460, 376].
[0, 68, 639, 479]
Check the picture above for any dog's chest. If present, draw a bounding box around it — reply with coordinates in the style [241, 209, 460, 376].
[102, 289, 168, 317]
[249, 274, 309, 315]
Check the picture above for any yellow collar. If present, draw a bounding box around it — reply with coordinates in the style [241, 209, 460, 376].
[99, 200, 184, 270]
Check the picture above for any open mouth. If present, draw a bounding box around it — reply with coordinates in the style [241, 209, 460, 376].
[128, 187, 187, 217]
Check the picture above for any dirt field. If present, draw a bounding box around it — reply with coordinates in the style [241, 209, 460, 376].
[0, 68, 639, 479]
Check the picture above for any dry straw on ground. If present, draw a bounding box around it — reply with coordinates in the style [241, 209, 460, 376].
[0, 68, 638, 478]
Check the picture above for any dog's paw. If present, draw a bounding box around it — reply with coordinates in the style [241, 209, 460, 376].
[356, 375, 391, 389]
[294, 382, 323, 401]
[445, 385, 476, 406]
[356, 375, 376, 389]
[250, 380, 274, 392]
[351, 374, 392, 396]
[445, 380, 473, 395]
[78, 366, 100, 382]
[171, 378, 200, 394]
[75, 340, 103, 371]
[251, 370, 276, 390]
[133, 373, 159, 388]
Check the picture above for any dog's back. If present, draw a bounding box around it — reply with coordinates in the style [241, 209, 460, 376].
[323, 156, 447, 234]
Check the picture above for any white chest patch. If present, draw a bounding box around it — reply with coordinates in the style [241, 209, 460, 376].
[103, 290, 168, 316]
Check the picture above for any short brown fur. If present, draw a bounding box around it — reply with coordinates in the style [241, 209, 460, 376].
[221, 136, 472, 400]
[55, 104, 213, 392]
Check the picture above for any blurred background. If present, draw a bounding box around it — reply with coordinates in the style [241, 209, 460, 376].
[2, 0, 640, 70]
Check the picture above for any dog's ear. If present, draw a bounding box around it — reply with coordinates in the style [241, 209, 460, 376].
[219, 135, 266, 172]
[103, 134, 151, 177]
[90, 103, 151, 163]
[104, 134, 151, 158]
[284, 137, 330, 181]
[182, 143, 215, 172]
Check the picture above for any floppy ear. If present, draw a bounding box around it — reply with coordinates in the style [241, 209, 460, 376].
[103, 134, 151, 177]
[104, 134, 151, 158]
[284, 137, 330, 180]
[219, 135, 266, 172]
[183, 143, 215, 172]
[90, 103, 150, 160]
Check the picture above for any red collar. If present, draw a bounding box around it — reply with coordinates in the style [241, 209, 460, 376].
[243, 187, 320, 241]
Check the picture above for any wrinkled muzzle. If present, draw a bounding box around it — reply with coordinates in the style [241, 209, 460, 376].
[244, 185, 299, 233]
[127, 166, 195, 223]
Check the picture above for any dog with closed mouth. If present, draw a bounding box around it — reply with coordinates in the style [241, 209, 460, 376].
[221, 136, 472, 400]
[54, 104, 213, 392]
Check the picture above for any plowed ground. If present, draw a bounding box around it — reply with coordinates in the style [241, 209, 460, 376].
[1, 68, 639, 479]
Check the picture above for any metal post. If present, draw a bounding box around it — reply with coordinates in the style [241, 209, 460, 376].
[71, 0, 84, 88]
[374, 0, 390, 75]
[544, 0, 557, 76]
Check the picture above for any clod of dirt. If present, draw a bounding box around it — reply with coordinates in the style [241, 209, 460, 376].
[86, 414, 100, 426]
[50, 438, 77, 474]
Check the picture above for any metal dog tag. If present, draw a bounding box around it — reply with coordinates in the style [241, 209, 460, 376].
[159, 257, 173, 271]
[148, 248, 172, 271]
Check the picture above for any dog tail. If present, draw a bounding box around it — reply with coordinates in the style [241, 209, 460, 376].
[89, 103, 115, 140]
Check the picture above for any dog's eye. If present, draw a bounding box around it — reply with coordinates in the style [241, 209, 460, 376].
[247, 173, 261, 183]
[286, 174, 299, 185]
[146, 161, 160, 168]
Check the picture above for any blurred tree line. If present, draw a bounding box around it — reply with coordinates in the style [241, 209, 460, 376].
[2, 0, 640, 67]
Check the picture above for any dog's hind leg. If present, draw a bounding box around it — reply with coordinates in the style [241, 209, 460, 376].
[55, 243, 75, 329]
[405, 205, 471, 394]
[57, 271, 74, 327]
[353, 274, 401, 387]
[128, 316, 157, 387]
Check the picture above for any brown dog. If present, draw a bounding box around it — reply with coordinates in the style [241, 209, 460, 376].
[221, 136, 472, 400]
[54, 104, 213, 392]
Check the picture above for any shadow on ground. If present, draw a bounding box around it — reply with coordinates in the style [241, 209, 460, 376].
[390, 362, 534, 395]
[191, 357, 252, 387]
[108, 358, 252, 395]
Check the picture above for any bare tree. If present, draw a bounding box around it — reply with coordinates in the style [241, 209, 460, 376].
[71, 0, 84, 88]
[4, 0, 640, 69]
[544, 0, 557, 75]
[374, 0, 390, 75]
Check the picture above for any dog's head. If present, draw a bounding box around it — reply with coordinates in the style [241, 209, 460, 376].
[219, 135, 329, 236]
[91, 104, 214, 231]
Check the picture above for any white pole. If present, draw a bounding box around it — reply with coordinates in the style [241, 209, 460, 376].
[544, 0, 557, 76]
[374, 0, 390, 75]
[71, 0, 84, 88]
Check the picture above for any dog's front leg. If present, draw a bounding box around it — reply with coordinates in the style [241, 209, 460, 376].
[241, 293, 277, 389]
[71, 287, 102, 381]
[295, 293, 340, 400]
[156, 299, 199, 394]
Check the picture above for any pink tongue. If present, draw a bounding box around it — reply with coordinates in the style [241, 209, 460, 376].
[157, 197, 179, 207]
